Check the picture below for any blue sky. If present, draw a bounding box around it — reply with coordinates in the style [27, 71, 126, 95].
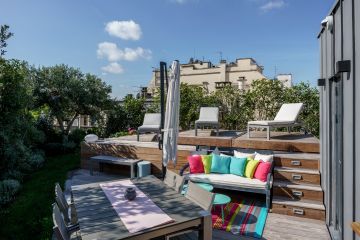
[1, 0, 334, 98]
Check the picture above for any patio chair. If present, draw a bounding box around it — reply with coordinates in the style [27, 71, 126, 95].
[247, 103, 304, 140]
[137, 113, 161, 141]
[55, 183, 79, 230]
[164, 169, 185, 194]
[195, 107, 219, 136]
[185, 181, 215, 211]
[52, 203, 81, 240]
[166, 182, 214, 240]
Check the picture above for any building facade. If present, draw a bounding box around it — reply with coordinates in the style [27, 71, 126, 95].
[276, 74, 293, 88]
[148, 58, 267, 94]
[318, 0, 360, 239]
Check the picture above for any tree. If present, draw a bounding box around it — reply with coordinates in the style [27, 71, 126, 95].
[122, 95, 146, 128]
[33, 65, 112, 137]
[0, 58, 44, 204]
[0, 25, 13, 56]
[284, 82, 320, 136]
[248, 79, 285, 120]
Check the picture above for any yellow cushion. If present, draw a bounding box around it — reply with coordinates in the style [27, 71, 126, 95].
[244, 159, 260, 179]
[201, 155, 212, 174]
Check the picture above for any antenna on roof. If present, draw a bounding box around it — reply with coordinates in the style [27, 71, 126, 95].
[216, 51, 223, 62]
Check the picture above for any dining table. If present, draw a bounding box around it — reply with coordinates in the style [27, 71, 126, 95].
[71, 175, 212, 240]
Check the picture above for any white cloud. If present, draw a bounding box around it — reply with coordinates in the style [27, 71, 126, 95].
[101, 62, 124, 74]
[105, 20, 142, 40]
[260, 0, 285, 12]
[97, 42, 152, 61]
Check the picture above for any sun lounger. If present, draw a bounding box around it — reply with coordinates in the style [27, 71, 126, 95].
[195, 107, 219, 136]
[137, 113, 161, 141]
[247, 103, 304, 140]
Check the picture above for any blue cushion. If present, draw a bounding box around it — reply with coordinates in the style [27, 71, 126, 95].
[210, 154, 231, 174]
[229, 157, 247, 176]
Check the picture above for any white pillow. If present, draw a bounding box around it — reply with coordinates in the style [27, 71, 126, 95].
[84, 134, 98, 143]
[254, 152, 273, 163]
[233, 150, 255, 159]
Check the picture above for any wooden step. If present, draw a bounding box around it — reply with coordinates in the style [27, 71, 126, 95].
[274, 167, 320, 185]
[272, 197, 325, 221]
[274, 152, 319, 170]
[273, 181, 323, 201]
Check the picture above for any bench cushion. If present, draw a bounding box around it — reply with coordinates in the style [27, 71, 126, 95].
[185, 173, 267, 190]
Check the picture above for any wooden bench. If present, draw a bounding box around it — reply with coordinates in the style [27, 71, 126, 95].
[89, 155, 142, 178]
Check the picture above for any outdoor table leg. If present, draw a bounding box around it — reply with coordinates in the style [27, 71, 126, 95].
[199, 214, 212, 240]
[130, 163, 134, 178]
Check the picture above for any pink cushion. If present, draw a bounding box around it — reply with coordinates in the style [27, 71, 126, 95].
[254, 160, 272, 182]
[188, 155, 205, 174]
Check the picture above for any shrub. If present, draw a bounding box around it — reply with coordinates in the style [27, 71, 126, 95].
[68, 128, 87, 145]
[0, 179, 21, 205]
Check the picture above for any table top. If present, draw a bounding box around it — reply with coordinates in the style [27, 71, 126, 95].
[71, 175, 205, 240]
[213, 193, 231, 205]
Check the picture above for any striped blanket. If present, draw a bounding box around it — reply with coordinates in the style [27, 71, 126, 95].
[212, 200, 268, 239]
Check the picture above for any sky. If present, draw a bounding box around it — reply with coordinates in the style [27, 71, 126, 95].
[1, 0, 334, 98]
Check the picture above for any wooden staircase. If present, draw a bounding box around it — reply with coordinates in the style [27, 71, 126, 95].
[271, 152, 325, 221]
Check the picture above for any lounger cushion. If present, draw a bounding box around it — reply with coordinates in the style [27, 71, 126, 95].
[185, 173, 267, 190]
[211, 154, 231, 174]
[195, 120, 219, 125]
[229, 157, 247, 176]
[254, 161, 272, 182]
[188, 155, 204, 174]
[138, 125, 161, 131]
[201, 155, 212, 174]
[244, 159, 260, 179]
[248, 120, 295, 126]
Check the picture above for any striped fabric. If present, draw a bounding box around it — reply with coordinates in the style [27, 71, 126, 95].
[212, 200, 268, 239]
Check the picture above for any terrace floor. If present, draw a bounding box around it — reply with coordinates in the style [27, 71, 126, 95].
[66, 169, 330, 240]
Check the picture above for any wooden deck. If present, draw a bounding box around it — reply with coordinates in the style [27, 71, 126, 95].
[80, 130, 325, 222]
[178, 129, 319, 153]
[66, 170, 330, 240]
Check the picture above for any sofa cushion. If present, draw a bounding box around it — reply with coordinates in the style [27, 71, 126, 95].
[254, 160, 272, 182]
[234, 150, 255, 159]
[185, 173, 267, 190]
[211, 154, 231, 174]
[188, 155, 204, 174]
[201, 155, 212, 174]
[244, 159, 260, 179]
[229, 157, 247, 176]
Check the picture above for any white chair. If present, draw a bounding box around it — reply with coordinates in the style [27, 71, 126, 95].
[163, 169, 185, 194]
[166, 182, 214, 240]
[137, 113, 161, 141]
[195, 107, 219, 136]
[55, 183, 79, 230]
[52, 204, 80, 240]
[247, 103, 304, 140]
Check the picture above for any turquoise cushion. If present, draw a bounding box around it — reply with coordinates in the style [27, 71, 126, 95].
[211, 154, 231, 174]
[229, 157, 247, 176]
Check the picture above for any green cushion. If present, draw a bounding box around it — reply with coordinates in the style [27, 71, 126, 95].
[244, 159, 260, 179]
[201, 155, 212, 174]
[210, 154, 231, 174]
[229, 157, 247, 176]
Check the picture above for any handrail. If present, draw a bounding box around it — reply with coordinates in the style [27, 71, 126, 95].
[351, 222, 360, 236]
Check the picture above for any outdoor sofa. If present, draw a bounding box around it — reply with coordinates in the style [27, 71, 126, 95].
[179, 150, 274, 209]
[247, 103, 304, 140]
